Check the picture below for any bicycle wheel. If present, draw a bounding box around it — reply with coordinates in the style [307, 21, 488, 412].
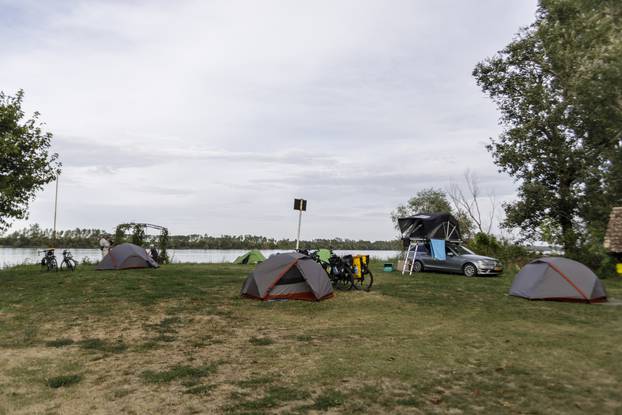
[362, 269, 373, 291]
[334, 268, 354, 291]
[48, 258, 58, 272]
[60, 260, 75, 271]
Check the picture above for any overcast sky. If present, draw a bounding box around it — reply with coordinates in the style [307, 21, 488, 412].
[1, 0, 538, 240]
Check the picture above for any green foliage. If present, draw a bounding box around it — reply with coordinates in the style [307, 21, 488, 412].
[141, 364, 217, 384]
[0, 224, 107, 248]
[465, 232, 533, 269]
[46, 374, 81, 388]
[310, 390, 345, 410]
[248, 336, 274, 346]
[0, 225, 401, 250]
[0, 90, 61, 231]
[78, 338, 127, 353]
[473, 0, 621, 260]
[45, 338, 74, 348]
[391, 188, 473, 237]
[131, 224, 145, 246]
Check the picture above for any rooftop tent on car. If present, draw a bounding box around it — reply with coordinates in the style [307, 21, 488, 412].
[96, 243, 159, 270]
[398, 212, 461, 275]
[398, 213, 462, 243]
[509, 257, 607, 303]
[234, 250, 266, 265]
[241, 252, 334, 301]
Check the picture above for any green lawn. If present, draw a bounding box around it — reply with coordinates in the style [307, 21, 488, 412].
[0, 263, 620, 414]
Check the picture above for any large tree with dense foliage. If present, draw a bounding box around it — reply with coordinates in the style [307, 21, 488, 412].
[0, 90, 60, 231]
[473, 0, 621, 262]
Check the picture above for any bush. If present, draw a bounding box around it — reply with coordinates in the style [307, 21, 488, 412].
[465, 232, 534, 270]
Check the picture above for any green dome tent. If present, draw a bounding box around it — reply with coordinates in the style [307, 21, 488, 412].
[316, 249, 332, 263]
[234, 250, 266, 265]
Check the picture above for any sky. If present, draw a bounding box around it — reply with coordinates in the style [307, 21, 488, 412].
[0, 0, 539, 241]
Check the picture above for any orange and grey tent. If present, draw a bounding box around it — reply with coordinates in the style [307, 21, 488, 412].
[509, 257, 607, 303]
[241, 252, 334, 301]
[96, 243, 159, 270]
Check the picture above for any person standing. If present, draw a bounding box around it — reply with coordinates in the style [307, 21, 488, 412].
[99, 235, 111, 258]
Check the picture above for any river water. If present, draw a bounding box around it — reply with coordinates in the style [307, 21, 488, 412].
[0, 247, 400, 269]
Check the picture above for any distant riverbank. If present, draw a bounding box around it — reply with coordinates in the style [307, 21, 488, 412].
[0, 247, 401, 269]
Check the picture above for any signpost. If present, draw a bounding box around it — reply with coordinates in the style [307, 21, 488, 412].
[52, 175, 59, 245]
[293, 198, 307, 250]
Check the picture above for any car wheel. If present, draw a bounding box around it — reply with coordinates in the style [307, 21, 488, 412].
[412, 260, 423, 273]
[463, 263, 477, 277]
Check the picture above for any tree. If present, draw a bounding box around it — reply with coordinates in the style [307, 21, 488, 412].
[473, 0, 622, 257]
[391, 188, 473, 238]
[0, 90, 60, 231]
[447, 170, 497, 235]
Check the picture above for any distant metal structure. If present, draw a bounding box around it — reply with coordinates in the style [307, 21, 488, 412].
[294, 198, 307, 250]
[114, 222, 169, 264]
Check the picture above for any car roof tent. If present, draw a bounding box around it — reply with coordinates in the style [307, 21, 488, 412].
[398, 213, 461, 275]
[241, 252, 334, 301]
[509, 257, 607, 303]
[398, 213, 461, 242]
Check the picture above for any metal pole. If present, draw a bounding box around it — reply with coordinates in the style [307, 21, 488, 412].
[295, 208, 303, 250]
[52, 175, 59, 245]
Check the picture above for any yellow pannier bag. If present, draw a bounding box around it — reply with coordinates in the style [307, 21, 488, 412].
[351, 255, 362, 279]
[351, 255, 370, 279]
[616, 263, 622, 276]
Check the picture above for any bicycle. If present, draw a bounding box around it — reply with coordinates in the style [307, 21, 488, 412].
[39, 249, 58, 272]
[311, 250, 354, 291]
[60, 249, 78, 271]
[351, 254, 374, 292]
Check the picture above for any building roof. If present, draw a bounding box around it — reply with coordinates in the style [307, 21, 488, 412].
[604, 207, 622, 253]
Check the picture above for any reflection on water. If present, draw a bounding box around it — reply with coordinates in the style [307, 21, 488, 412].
[0, 247, 400, 269]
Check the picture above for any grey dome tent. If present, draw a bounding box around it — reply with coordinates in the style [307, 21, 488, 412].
[509, 257, 607, 303]
[241, 252, 334, 301]
[96, 243, 159, 270]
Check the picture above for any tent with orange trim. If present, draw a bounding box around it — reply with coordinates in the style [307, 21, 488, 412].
[509, 257, 607, 303]
[241, 252, 334, 301]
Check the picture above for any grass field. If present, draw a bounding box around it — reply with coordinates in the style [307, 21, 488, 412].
[0, 263, 621, 414]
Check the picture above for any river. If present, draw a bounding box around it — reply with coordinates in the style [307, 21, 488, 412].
[0, 247, 401, 269]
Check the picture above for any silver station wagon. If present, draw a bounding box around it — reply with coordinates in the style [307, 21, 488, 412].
[408, 243, 503, 277]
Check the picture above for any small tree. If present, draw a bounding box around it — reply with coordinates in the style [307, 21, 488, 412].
[391, 188, 473, 238]
[447, 170, 497, 235]
[0, 90, 60, 231]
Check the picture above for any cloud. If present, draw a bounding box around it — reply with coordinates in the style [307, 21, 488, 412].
[1, 0, 538, 240]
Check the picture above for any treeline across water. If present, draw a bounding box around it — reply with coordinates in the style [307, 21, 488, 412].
[0, 225, 401, 251]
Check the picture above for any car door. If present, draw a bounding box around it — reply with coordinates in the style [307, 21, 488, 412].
[444, 246, 465, 273]
[424, 242, 449, 270]
[411, 243, 434, 269]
